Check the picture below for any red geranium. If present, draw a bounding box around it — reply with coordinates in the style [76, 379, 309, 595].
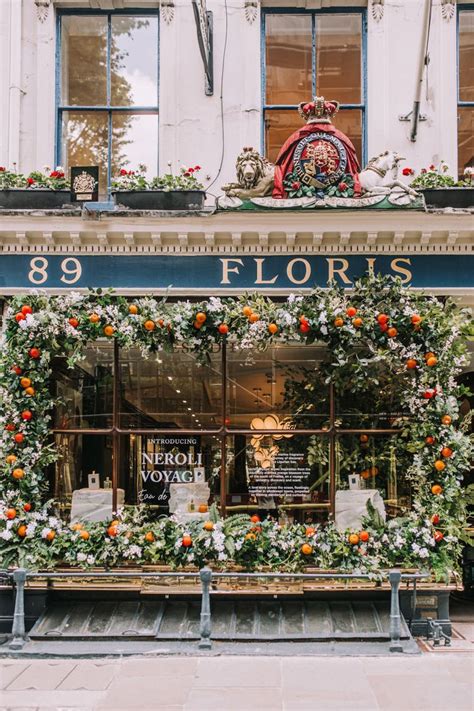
[120, 168, 128, 176]
[27, 178, 35, 185]
[402, 167, 414, 176]
[429, 164, 436, 170]
[194, 165, 201, 170]
[188, 168, 194, 173]
[0, 167, 5, 172]
[421, 168, 427, 174]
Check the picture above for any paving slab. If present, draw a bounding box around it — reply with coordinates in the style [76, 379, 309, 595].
[102, 674, 193, 708]
[184, 686, 283, 711]
[6, 662, 76, 690]
[0, 689, 105, 707]
[119, 657, 198, 677]
[0, 663, 32, 690]
[56, 662, 117, 690]
[194, 657, 281, 688]
[367, 674, 474, 711]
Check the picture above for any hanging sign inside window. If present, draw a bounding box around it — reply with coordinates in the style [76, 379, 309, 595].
[248, 451, 311, 498]
[139, 436, 204, 505]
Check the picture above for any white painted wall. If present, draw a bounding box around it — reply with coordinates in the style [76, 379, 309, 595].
[0, 0, 466, 186]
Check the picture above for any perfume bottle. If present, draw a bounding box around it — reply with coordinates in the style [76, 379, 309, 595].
[188, 498, 195, 512]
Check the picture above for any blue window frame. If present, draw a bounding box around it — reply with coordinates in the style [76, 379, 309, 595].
[56, 10, 159, 196]
[457, 6, 474, 179]
[262, 8, 366, 166]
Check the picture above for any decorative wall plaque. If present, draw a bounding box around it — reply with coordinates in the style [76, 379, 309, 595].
[71, 167, 99, 202]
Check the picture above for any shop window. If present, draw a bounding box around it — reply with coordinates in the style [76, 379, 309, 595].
[263, 11, 366, 163]
[458, 9, 474, 178]
[51, 341, 411, 524]
[57, 12, 159, 196]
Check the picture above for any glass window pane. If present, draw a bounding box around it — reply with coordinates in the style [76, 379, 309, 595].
[266, 14, 312, 105]
[316, 15, 362, 104]
[111, 16, 158, 106]
[111, 113, 158, 179]
[336, 434, 411, 518]
[333, 109, 363, 166]
[51, 343, 114, 430]
[125, 434, 221, 508]
[225, 434, 330, 525]
[53, 433, 113, 516]
[227, 345, 329, 430]
[61, 16, 107, 106]
[264, 109, 304, 163]
[61, 111, 109, 197]
[458, 107, 474, 178]
[459, 11, 474, 102]
[119, 348, 222, 430]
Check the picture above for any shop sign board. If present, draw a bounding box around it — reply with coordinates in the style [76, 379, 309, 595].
[0, 254, 472, 291]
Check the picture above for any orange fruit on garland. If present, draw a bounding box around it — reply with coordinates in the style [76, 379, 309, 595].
[334, 317, 344, 327]
[71, 522, 83, 531]
[6, 454, 17, 464]
[434, 460, 446, 472]
[424, 352, 435, 361]
[268, 323, 278, 335]
[360, 470, 370, 480]
[128, 304, 138, 315]
[250, 514, 260, 523]
[425, 436, 435, 445]
[441, 447, 453, 458]
[144, 531, 155, 543]
[46, 530, 56, 542]
[203, 521, 214, 532]
[352, 317, 363, 328]
[17, 525, 27, 538]
[305, 527, 316, 537]
[426, 356, 438, 367]
[182, 535, 192, 547]
[360, 434, 369, 443]
[218, 323, 229, 335]
[79, 530, 90, 540]
[245, 532, 256, 541]
[346, 306, 357, 317]
[68, 317, 79, 328]
[143, 320, 155, 331]
[89, 313, 100, 324]
[20, 377, 31, 389]
[359, 531, 370, 542]
[12, 468, 25, 479]
[103, 325, 114, 337]
[24, 387, 35, 397]
[434, 530, 444, 543]
[13, 434, 24, 444]
[242, 306, 253, 317]
[406, 359, 417, 369]
[387, 327, 398, 338]
[431, 484, 443, 495]
[441, 415, 452, 426]
[348, 533, 360, 545]
[6, 508, 17, 520]
[107, 525, 118, 537]
[301, 543, 313, 555]
[249, 312, 260, 323]
[377, 313, 389, 325]
[198, 504, 208, 513]
[195, 312, 207, 324]
[411, 314, 422, 324]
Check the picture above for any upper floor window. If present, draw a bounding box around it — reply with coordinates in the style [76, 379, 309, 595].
[263, 11, 366, 164]
[458, 9, 474, 178]
[57, 12, 159, 196]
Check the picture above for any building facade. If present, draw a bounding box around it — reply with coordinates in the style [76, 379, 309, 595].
[0, 1, 473, 637]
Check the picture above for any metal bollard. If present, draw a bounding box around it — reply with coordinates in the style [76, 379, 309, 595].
[199, 566, 212, 650]
[10, 568, 28, 650]
[389, 569, 403, 653]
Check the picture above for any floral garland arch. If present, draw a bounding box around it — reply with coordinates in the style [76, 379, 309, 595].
[0, 275, 471, 577]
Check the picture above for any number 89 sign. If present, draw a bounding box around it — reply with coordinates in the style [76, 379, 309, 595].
[28, 257, 82, 285]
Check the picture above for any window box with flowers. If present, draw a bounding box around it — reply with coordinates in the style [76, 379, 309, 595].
[0, 167, 71, 209]
[405, 162, 474, 209]
[111, 164, 206, 211]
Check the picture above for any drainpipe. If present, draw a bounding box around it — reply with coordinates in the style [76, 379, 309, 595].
[410, 0, 433, 142]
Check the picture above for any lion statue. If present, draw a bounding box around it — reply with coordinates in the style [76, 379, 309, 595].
[222, 147, 274, 199]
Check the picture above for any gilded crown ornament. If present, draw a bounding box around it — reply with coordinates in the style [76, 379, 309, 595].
[297, 97, 340, 124]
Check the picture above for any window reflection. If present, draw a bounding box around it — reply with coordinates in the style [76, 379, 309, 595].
[61, 16, 107, 106]
[315, 15, 362, 104]
[266, 14, 312, 105]
[111, 16, 158, 106]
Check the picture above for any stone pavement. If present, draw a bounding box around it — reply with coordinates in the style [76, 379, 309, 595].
[0, 654, 473, 711]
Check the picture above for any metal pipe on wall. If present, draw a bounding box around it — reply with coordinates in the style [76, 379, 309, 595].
[410, 0, 433, 142]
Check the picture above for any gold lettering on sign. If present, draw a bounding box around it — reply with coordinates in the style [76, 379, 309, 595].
[255, 258, 278, 285]
[287, 258, 311, 285]
[366, 257, 376, 276]
[326, 258, 352, 284]
[391, 258, 412, 284]
[220, 258, 244, 285]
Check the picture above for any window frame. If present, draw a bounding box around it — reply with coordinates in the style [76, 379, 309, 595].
[51, 340, 401, 518]
[261, 7, 367, 165]
[55, 8, 160, 195]
[457, 4, 474, 178]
